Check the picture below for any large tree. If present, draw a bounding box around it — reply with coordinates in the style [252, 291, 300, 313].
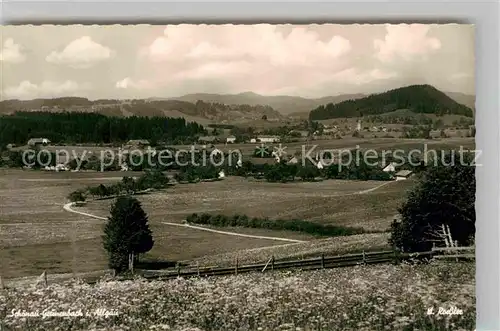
[389, 151, 475, 252]
[102, 196, 154, 273]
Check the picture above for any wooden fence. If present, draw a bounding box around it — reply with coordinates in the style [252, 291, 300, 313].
[106, 250, 437, 283]
[2, 247, 473, 288]
[431, 246, 475, 261]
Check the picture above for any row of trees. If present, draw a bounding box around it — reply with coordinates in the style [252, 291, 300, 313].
[174, 165, 220, 182]
[68, 170, 170, 202]
[186, 213, 365, 237]
[225, 160, 394, 182]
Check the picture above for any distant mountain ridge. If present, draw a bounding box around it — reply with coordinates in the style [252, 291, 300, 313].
[0, 87, 475, 123]
[309, 85, 474, 121]
[167, 92, 367, 115]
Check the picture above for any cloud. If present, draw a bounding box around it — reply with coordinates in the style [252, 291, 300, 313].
[115, 77, 153, 90]
[374, 24, 441, 62]
[450, 72, 472, 81]
[332, 68, 398, 85]
[0, 38, 26, 63]
[4, 80, 89, 99]
[144, 24, 351, 67]
[46, 36, 113, 68]
[132, 25, 354, 94]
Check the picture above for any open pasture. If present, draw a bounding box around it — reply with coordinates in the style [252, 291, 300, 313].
[80, 177, 407, 227]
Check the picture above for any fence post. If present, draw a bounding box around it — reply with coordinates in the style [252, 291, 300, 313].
[235, 257, 238, 275]
[197, 263, 200, 277]
[271, 256, 274, 271]
[362, 251, 366, 265]
[44, 270, 47, 287]
[177, 263, 181, 277]
[393, 250, 401, 264]
[0, 275, 3, 290]
[321, 254, 325, 269]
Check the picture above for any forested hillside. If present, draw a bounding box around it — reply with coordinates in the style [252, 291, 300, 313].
[0, 98, 283, 123]
[309, 85, 474, 120]
[0, 112, 206, 145]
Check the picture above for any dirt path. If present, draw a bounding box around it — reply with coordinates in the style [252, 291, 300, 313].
[63, 202, 305, 243]
[160, 222, 306, 243]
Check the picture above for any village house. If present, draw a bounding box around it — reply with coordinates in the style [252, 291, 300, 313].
[27, 138, 51, 147]
[257, 136, 280, 143]
[322, 128, 338, 135]
[395, 170, 413, 181]
[198, 136, 217, 144]
[289, 130, 309, 138]
[287, 156, 299, 165]
[226, 136, 236, 144]
[125, 139, 150, 149]
[382, 162, 397, 173]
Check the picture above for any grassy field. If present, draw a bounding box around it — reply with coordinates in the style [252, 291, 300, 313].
[79, 177, 412, 230]
[1, 262, 475, 331]
[0, 167, 413, 279]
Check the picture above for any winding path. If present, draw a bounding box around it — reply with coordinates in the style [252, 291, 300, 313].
[63, 202, 306, 243]
[62, 180, 394, 244]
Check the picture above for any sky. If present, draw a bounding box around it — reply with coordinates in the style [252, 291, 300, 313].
[0, 24, 474, 101]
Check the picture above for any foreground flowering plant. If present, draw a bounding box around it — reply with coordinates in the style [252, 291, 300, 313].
[1, 262, 474, 331]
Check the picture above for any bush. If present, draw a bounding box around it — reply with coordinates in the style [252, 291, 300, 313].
[67, 190, 86, 202]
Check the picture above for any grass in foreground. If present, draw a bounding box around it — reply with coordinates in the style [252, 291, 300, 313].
[1, 262, 474, 331]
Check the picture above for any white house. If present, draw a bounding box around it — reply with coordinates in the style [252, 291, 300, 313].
[226, 136, 236, 144]
[382, 162, 397, 173]
[250, 138, 257, 143]
[236, 157, 243, 168]
[27, 138, 50, 147]
[218, 170, 225, 178]
[287, 156, 299, 165]
[257, 136, 280, 143]
[55, 164, 69, 172]
[395, 170, 413, 181]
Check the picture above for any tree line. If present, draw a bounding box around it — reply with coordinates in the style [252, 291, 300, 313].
[186, 213, 366, 237]
[0, 111, 206, 146]
[68, 170, 170, 202]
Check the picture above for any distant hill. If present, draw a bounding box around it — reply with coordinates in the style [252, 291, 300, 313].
[0, 98, 284, 124]
[170, 92, 366, 115]
[309, 85, 474, 120]
[445, 92, 475, 110]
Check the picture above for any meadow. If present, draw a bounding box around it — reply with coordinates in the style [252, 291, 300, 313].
[1, 167, 412, 279]
[1, 262, 475, 331]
